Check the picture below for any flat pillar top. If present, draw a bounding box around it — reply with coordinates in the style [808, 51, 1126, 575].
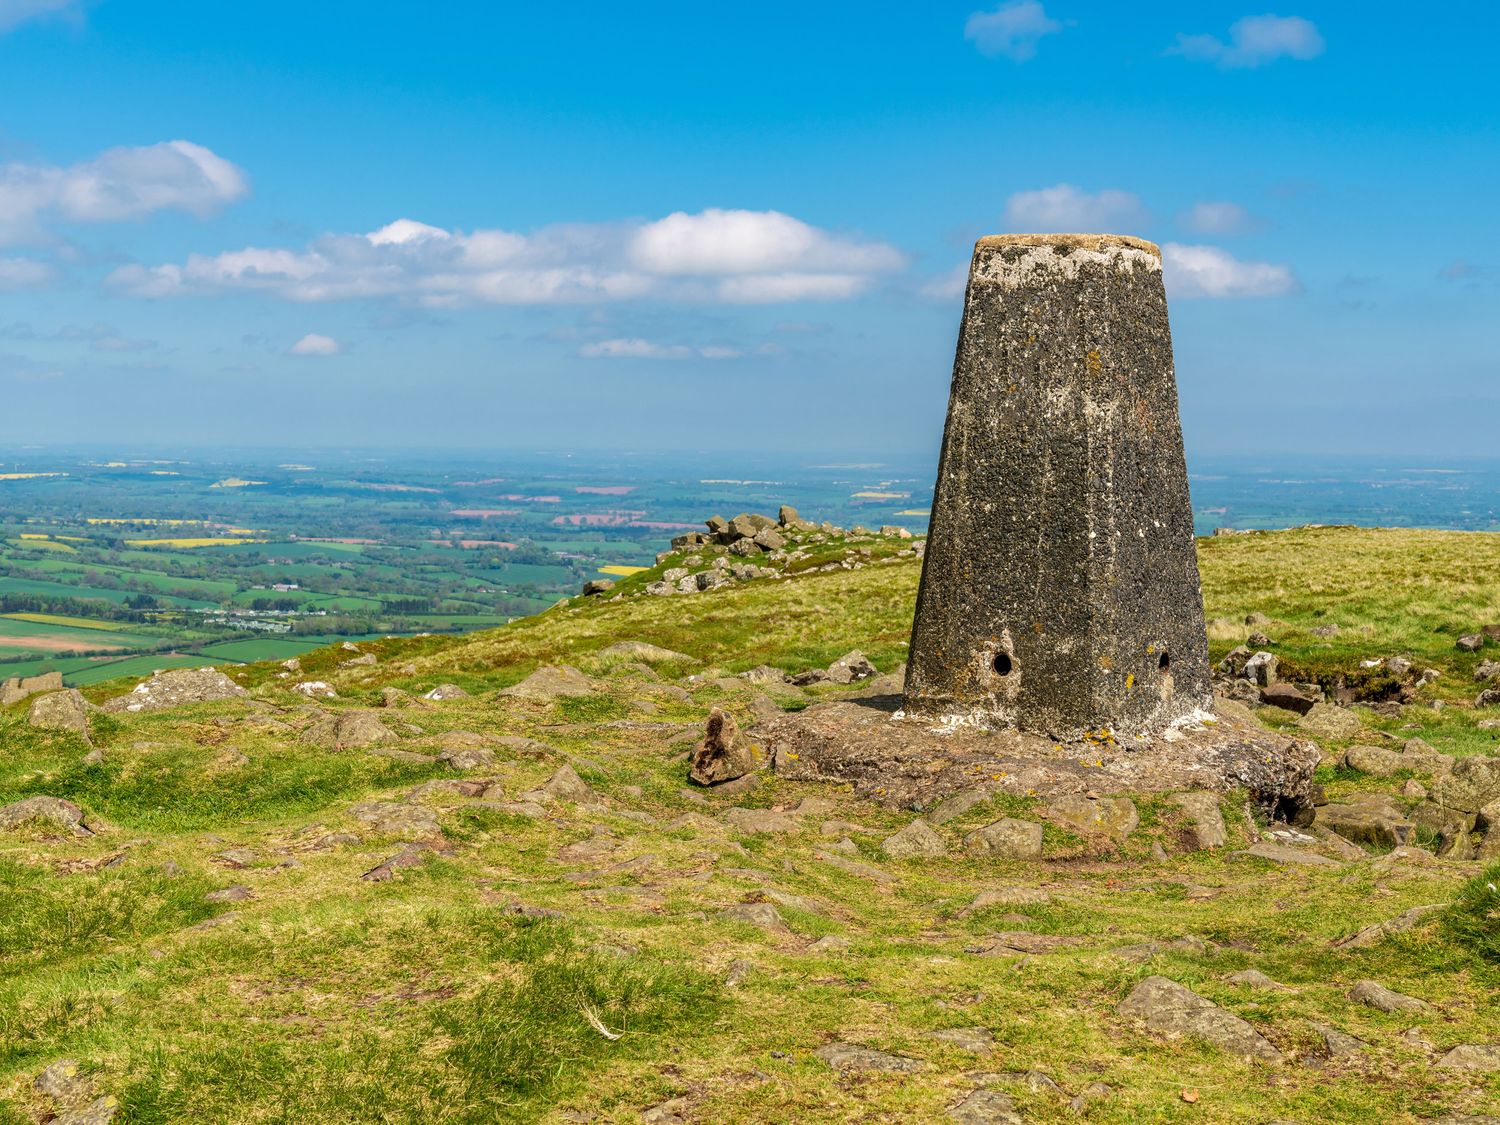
[975, 233, 1161, 259]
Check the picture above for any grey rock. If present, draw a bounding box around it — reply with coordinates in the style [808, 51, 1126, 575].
[2, 670, 63, 706]
[101, 666, 247, 713]
[925, 1027, 993, 1053]
[947, 1089, 1022, 1125]
[722, 807, 798, 835]
[528, 764, 598, 805]
[499, 665, 596, 701]
[1244, 650, 1279, 687]
[599, 640, 693, 664]
[813, 849, 894, 884]
[348, 801, 441, 837]
[1457, 634, 1485, 653]
[826, 650, 878, 685]
[1117, 975, 1282, 1060]
[1297, 702, 1362, 739]
[806, 934, 850, 953]
[55, 1097, 119, 1125]
[1315, 796, 1413, 849]
[1226, 969, 1291, 990]
[34, 1058, 90, 1101]
[204, 884, 253, 903]
[1230, 842, 1340, 867]
[1432, 755, 1500, 813]
[964, 817, 1043, 859]
[0, 795, 91, 836]
[928, 787, 991, 824]
[1045, 795, 1138, 839]
[1310, 1022, 1368, 1056]
[27, 690, 91, 739]
[881, 818, 947, 858]
[1332, 904, 1447, 950]
[422, 683, 469, 700]
[1170, 792, 1228, 849]
[1350, 979, 1431, 1012]
[813, 1043, 925, 1073]
[1437, 1044, 1500, 1071]
[722, 902, 788, 932]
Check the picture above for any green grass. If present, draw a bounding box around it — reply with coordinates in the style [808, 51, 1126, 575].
[2, 527, 1499, 1124]
[197, 637, 331, 662]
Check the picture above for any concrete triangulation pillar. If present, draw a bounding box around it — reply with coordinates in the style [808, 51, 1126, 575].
[902, 233, 1212, 740]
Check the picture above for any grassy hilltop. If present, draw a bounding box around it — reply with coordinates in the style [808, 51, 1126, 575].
[2, 525, 1499, 1123]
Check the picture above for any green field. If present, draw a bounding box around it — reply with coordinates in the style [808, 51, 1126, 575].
[62, 653, 228, 686]
[197, 637, 333, 663]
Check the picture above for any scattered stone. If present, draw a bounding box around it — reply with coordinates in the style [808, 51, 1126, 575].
[293, 681, 337, 698]
[1169, 792, 1227, 849]
[964, 818, 1044, 859]
[814, 849, 895, 884]
[807, 934, 850, 953]
[1310, 1022, 1368, 1056]
[1432, 755, 1500, 813]
[101, 666, 248, 713]
[722, 807, 798, 835]
[724, 959, 755, 987]
[422, 683, 469, 701]
[1437, 1045, 1500, 1072]
[1226, 969, 1291, 990]
[1045, 795, 1138, 840]
[204, 885, 253, 903]
[500, 665, 596, 701]
[1243, 651, 1279, 687]
[1117, 976, 1282, 1061]
[1475, 661, 1500, 683]
[348, 801, 442, 837]
[1231, 842, 1340, 868]
[813, 1043, 925, 1074]
[0, 795, 92, 836]
[581, 578, 615, 596]
[27, 690, 91, 739]
[963, 888, 1051, 912]
[926, 1027, 993, 1053]
[1311, 624, 1341, 638]
[722, 902, 788, 932]
[437, 742, 495, 770]
[1350, 979, 1431, 1013]
[881, 818, 947, 858]
[928, 788, 991, 824]
[946, 1089, 1023, 1125]
[54, 1097, 119, 1125]
[302, 710, 396, 751]
[527, 765, 599, 806]
[2, 670, 63, 706]
[690, 708, 759, 786]
[1315, 796, 1413, 849]
[1260, 683, 1315, 715]
[1457, 634, 1484, 653]
[1297, 703, 1362, 739]
[34, 1058, 90, 1102]
[826, 650, 878, 685]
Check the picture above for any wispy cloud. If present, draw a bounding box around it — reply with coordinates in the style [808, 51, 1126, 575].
[1437, 259, 1483, 282]
[580, 338, 742, 360]
[0, 0, 80, 32]
[1003, 184, 1149, 232]
[1162, 243, 1297, 298]
[0, 256, 59, 289]
[110, 209, 906, 306]
[964, 0, 1062, 61]
[1178, 200, 1262, 236]
[0, 140, 249, 244]
[1171, 14, 1324, 68]
[289, 333, 340, 356]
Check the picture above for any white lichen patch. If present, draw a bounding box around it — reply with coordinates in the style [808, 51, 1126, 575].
[971, 241, 1161, 291]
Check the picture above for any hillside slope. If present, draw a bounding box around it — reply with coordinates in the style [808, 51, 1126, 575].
[2, 524, 1499, 1124]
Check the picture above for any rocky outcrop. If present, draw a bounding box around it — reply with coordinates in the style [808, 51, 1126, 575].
[27, 690, 91, 740]
[101, 667, 248, 713]
[2, 670, 63, 706]
[1117, 976, 1281, 1060]
[689, 709, 759, 787]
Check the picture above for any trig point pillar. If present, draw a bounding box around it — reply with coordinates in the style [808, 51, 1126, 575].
[903, 234, 1212, 740]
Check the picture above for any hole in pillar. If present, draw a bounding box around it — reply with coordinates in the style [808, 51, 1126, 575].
[992, 652, 1013, 677]
[1158, 651, 1171, 673]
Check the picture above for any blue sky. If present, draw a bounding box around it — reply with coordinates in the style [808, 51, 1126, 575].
[0, 1, 1494, 458]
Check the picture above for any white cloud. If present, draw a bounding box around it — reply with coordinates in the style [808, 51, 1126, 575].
[580, 338, 742, 360]
[289, 333, 340, 356]
[110, 209, 904, 306]
[0, 0, 78, 32]
[1003, 184, 1148, 232]
[1162, 243, 1297, 298]
[1178, 200, 1260, 235]
[1172, 15, 1324, 68]
[0, 141, 248, 243]
[965, 1, 1062, 61]
[1438, 259, 1482, 281]
[0, 256, 59, 290]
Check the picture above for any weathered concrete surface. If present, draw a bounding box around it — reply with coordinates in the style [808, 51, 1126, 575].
[765, 696, 1319, 815]
[904, 233, 1211, 740]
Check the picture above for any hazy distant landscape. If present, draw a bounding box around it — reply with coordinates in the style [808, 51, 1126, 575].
[3, 447, 1496, 687]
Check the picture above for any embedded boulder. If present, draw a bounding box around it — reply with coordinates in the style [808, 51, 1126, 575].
[0, 796, 94, 836]
[1117, 976, 1282, 1061]
[27, 690, 91, 740]
[499, 665, 596, 701]
[101, 667, 248, 713]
